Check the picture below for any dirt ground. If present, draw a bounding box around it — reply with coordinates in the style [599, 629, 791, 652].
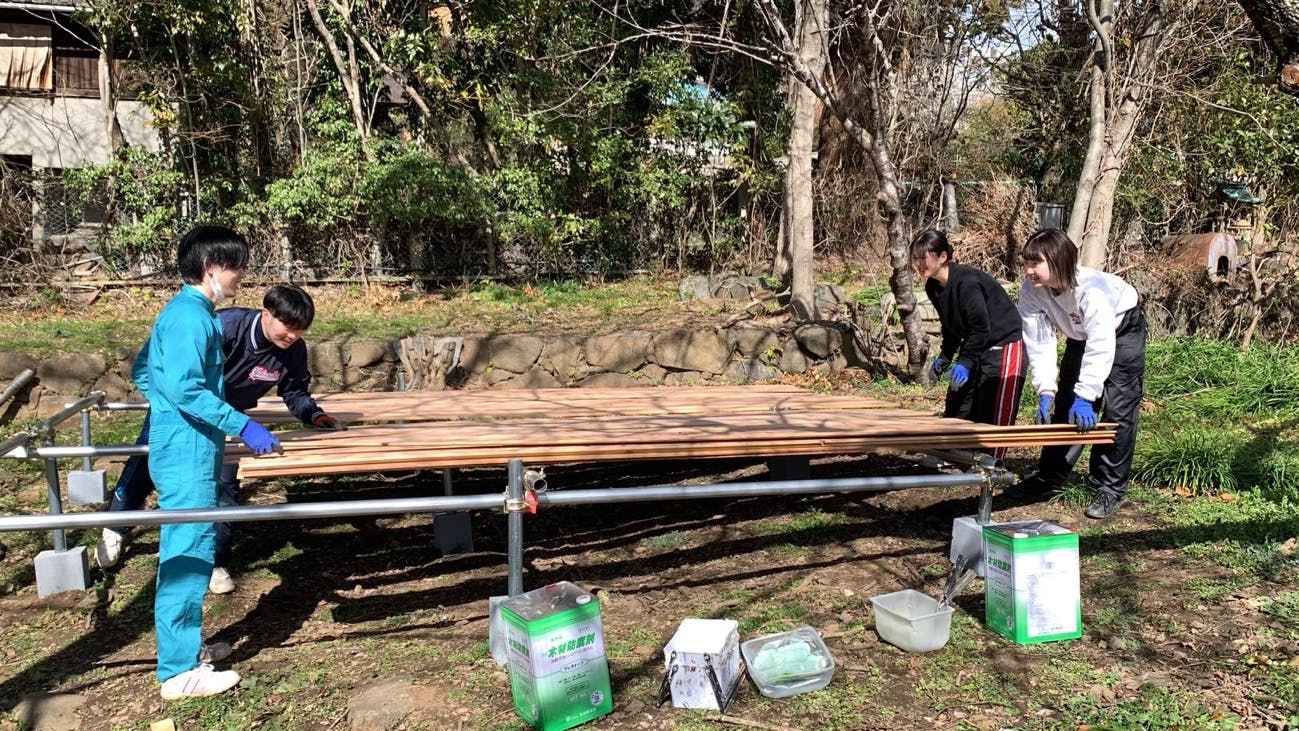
[1, 447, 1295, 731]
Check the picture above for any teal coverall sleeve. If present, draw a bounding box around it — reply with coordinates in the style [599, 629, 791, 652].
[131, 339, 152, 398]
[151, 303, 249, 437]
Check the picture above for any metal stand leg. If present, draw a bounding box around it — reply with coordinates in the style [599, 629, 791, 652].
[68, 411, 106, 504]
[433, 468, 474, 554]
[766, 456, 810, 481]
[507, 459, 524, 597]
[36, 446, 89, 596]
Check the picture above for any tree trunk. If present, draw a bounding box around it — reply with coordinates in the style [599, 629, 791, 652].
[1067, 0, 1165, 268]
[305, 0, 370, 153]
[753, 0, 925, 373]
[774, 0, 828, 321]
[867, 89, 927, 380]
[97, 42, 124, 153]
[1236, 0, 1299, 96]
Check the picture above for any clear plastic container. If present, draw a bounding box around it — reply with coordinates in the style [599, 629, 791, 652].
[739, 625, 835, 698]
[870, 589, 954, 652]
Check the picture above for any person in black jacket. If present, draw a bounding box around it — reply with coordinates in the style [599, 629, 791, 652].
[96, 285, 346, 593]
[911, 230, 1027, 458]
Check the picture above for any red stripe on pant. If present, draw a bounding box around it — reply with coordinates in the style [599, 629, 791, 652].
[990, 339, 1024, 460]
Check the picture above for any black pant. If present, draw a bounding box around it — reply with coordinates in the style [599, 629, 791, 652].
[943, 339, 1027, 459]
[1037, 307, 1146, 497]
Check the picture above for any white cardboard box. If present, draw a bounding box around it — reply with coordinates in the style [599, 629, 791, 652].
[663, 618, 741, 710]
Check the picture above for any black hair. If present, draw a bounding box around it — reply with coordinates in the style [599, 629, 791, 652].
[1022, 228, 1079, 291]
[263, 284, 314, 329]
[176, 225, 249, 284]
[909, 229, 954, 262]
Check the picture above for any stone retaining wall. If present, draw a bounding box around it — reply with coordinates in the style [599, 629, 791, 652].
[0, 323, 869, 421]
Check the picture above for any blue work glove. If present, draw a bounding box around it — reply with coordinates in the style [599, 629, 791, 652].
[928, 355, 951, 381]
[240, 419, 282, 456]
[949, 363, 970, 389]
[1068, 396, 1097, 432]
[1033, 394, 1055, 425]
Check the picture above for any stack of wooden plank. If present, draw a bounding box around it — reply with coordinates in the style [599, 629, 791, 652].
[243, 385, 897, 423]
[235, 386, 1116, 479]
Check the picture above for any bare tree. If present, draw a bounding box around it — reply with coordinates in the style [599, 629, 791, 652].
[772, 0, 829, 321]
[1066, 1, 1174, 268]
[749, 0, 925, 373]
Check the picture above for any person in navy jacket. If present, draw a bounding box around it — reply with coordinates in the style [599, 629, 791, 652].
[96, 284, 345, 594]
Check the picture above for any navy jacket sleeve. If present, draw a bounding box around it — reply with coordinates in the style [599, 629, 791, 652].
[277, 342, 324, 425]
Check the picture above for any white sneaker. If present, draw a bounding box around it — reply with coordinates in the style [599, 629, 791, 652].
[160, 663, 240, 700]
[208, 567, 236, 594]
[95, 528, 125, 568]
[199, 642, 232, 664]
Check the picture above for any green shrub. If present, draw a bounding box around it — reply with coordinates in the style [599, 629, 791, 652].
[1145, 338, 1299, 422]
[1236, 436, 1299, 504]
[1133, 420, 1242, 495]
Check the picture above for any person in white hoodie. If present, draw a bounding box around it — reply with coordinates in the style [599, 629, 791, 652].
[1007, 228, 1146, 519]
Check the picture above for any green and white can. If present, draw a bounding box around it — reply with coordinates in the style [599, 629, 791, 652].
[501, 582, 613, 731]
[983, 520, 1082, 644]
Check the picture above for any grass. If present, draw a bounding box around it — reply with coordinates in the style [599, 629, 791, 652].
[641, 530, 687, 550]
[753, 508, 846, 537]
[1061, 684, 1241, 730]
[1144, 338, 1299, 422]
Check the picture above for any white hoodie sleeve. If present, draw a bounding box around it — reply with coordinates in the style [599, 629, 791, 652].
[1017, 281, 1059, 396]
[1072, 287, 1119, 401]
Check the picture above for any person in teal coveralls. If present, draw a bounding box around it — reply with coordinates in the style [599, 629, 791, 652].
[138, 225, 282, 699]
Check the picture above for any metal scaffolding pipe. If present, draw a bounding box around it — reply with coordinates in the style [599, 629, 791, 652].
[26, 445, 149, 459]
[43, 453, 66, 551]
[0, 494, 507, 533]
[93, 401, 150, 411]
[0, 431, 31, 459]
[37, 392, 106, 440]
[0, 470, 1014, 535]
[0, 368, 34, 407]
[79, 411, 92, 472]
[536, 471, 1008, 507]
[507, 459, 524, 597]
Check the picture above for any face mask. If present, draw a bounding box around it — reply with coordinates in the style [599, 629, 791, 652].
[208, 273, 226, 303]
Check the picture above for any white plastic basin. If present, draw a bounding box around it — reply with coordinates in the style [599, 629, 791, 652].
[870, 589, 954, 652]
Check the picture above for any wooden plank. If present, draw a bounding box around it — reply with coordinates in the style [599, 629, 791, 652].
[246, 385, 899, 424]
[226, 410, 1099, 455]
[236, 430, 1116, 477]
[232, 385, 1116, 480]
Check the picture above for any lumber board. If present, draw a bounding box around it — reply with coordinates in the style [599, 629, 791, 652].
[232, 384, 1117, 480]
[236, 430, 1115, 477]
[245, 385, 899, 424]
[227, 410, 1101, 454]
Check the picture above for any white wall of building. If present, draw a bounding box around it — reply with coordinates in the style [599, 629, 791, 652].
[0, 95, 160, 168]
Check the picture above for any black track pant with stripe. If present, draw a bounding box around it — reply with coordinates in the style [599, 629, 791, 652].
[943, 339, 1027, 460]
[1037, 307, 1147, 498]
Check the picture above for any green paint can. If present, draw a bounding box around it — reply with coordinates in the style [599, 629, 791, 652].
[501, 582, 613, 731]
[983, 520, 1082, 644]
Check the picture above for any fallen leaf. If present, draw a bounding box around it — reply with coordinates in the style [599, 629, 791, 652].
[1220, 493, 1237, 502]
